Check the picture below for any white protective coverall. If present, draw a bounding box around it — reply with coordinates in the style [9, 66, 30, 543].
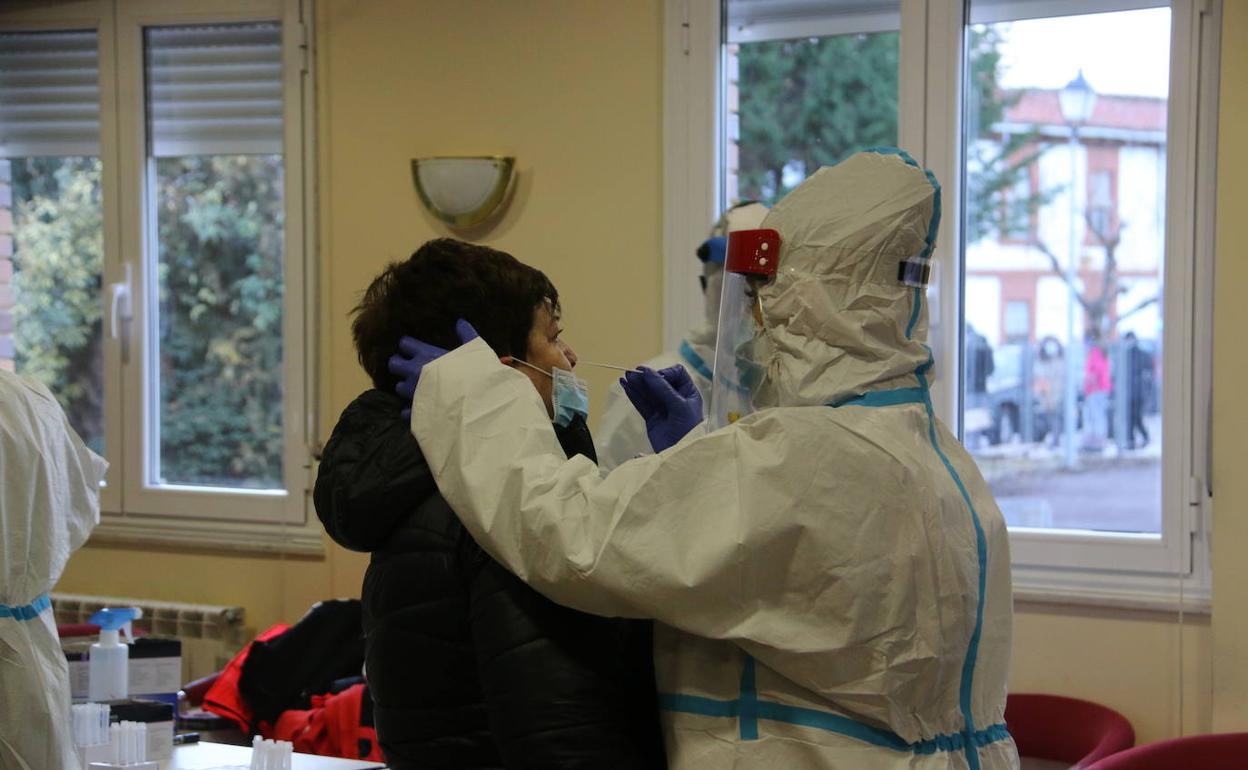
[412, 149, 1017, 770]
[596, 202, 768, 470]
[1, 370, 107, 769]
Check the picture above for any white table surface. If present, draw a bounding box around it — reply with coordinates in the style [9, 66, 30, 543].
[163, 741, 385, 769]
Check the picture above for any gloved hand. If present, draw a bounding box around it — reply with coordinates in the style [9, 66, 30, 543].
[620, 365, 703, 453]
[389, 318, 479, 420]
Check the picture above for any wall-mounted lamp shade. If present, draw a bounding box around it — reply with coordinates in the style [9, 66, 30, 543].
[411, 156, 515, 228]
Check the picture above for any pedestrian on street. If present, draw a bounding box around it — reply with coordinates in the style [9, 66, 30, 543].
[1124, 332, 1154, 449]
[1082, 330, 1111, 451]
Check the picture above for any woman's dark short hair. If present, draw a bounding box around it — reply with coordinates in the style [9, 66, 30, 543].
[351, 238, 560, 390]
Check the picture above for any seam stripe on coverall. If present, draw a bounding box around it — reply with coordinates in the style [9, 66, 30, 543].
[657, 379, 1007, 757]
[659, 651, 1010, 755]
[915, 343, 990, 770]
[678, 341, 714, 381]
[739, 656, 759, 740]
[886, 146, 993, 770]
[0, 594, 50, 621]
[888, 142, 993, 768]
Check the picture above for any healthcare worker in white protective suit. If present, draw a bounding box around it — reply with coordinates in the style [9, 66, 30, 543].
[403, 149, 1018, 769]
[0, 370, 107, 769]
[595, 201, 768, 470]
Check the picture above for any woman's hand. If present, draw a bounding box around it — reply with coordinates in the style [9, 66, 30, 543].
[390, 319, 479, 419]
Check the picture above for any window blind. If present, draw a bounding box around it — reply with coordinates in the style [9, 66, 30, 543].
[0, 30, 101, 158]
[145, 22, 282, 157]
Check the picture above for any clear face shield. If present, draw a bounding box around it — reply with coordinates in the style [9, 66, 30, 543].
[708, 228, 782, 431]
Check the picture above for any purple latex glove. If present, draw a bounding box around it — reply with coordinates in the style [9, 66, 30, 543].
[389, 318, 479, 420]
[620, 365, 703, 453]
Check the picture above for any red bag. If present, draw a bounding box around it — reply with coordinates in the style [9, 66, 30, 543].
[203, 621, 379, 761]
[203, 624, 291, 734]
[272, 683, 382, 762]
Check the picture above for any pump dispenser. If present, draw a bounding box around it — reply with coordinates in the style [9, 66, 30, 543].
[88, 607, 142, 701]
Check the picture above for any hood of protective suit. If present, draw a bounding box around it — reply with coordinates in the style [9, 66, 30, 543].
[753, 150, 939, 408]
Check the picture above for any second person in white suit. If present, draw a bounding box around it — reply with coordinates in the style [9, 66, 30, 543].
[595, 201, 767, 470]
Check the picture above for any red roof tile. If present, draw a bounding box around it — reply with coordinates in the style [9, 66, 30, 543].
[1004, 89, 1166, 132]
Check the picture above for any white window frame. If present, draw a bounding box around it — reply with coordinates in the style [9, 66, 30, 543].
[663, 0, 1216, 608]
[663, 0, 722, 349]
[0, 0, 321, 554]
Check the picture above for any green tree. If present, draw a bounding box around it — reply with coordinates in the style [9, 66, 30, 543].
[963, 25, 1050, 245]
[9, 154, 285, 487]
[155, 155, 285, 488]
[737, 32, 899, 203]
[10, 157, 105, 453]
[736, 27, 1047, 243]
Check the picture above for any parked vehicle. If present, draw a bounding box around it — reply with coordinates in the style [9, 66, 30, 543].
[967, 343, 1053, 446]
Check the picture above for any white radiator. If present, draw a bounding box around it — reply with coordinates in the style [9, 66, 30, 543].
[52, 592, 246, 683]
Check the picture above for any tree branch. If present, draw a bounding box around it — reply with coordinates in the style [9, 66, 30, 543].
[1033, 239, 1094, 313]
[1084, 209, 1122, 251]
[1117, 295, 1159, 323]
[1085, 210, 1124, 312]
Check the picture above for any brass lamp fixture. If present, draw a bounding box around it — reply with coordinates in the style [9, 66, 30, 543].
[410, 156, 516, 229]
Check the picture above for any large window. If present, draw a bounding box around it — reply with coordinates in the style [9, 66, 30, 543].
[671, 0, 1217, 604]
[962, 6, 1171, 537]
[145, 23, 287, 491]
[0, 0, 316, 551]
[958, 0, 1213, 584]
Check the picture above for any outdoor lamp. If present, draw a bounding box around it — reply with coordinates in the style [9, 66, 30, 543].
[1058, 69, 1097, 125]
[1056, 68, 1096, 470]
[411, 156, 516, 228]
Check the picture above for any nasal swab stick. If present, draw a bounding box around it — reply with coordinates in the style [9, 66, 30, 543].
[578, 360, 642, 373]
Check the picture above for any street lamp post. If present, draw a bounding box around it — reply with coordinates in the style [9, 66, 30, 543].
[1058, 70, 1096, 469]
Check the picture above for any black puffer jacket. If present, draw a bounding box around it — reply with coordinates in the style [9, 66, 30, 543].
[315, 389, 666, 770]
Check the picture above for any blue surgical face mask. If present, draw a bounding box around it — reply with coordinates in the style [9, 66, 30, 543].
[551, 366, 590, 428]
[513, 359, 590, 428]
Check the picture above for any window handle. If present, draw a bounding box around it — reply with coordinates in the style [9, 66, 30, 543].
[109, 263, 134, 360]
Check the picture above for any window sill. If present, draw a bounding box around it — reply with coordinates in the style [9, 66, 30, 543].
[89, 514, 326, 558]
[1011, 565, 1210, 615]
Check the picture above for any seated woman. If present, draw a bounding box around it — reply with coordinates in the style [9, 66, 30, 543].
[314, 238, 665, 770]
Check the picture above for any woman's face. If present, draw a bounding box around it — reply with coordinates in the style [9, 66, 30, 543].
[517, 302, 577, 418]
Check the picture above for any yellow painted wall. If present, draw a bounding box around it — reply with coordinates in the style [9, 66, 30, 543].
[1211, 0, 1248, 733]
[51, 0, 1248, 744]
[313, 0, 664, 420]
[1010, 602, 1211, 742]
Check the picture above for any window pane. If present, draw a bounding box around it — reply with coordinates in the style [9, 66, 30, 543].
[729, 27, 899, 205]
[0, 31, 104, 454]
[961, 7, 1169, 534]
[145, 24, 284, 489]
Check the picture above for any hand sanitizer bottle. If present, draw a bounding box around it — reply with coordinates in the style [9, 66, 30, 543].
[88, 607, 142, 701]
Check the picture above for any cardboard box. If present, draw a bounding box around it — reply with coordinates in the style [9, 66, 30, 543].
[106, 699, 174, 762]
[66, 637, 183, 707]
